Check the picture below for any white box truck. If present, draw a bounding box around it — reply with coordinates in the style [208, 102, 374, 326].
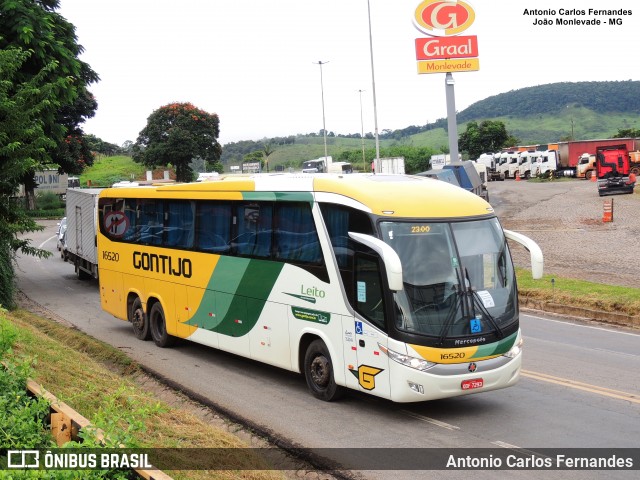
[373, 157, 405, 174]
[64, 188, 102, 279]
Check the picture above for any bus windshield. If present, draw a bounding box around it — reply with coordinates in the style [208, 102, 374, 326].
[379, 218, 517, 342]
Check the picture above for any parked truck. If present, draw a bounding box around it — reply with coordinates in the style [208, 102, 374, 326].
[497, 152, 518, 179]
[373, 156, 405, 174]
[518, 151, 543, 179]
[553, 138, 640, 176]
[576, 153, 596, 179]
[476, 153, 504, 181]
[595, 144, 636, 196]
[64, 188, 102, 279]
[302, 156, 331, 173]
[537, 149, 561, 177]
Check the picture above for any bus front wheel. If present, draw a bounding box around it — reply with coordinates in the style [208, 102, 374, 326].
[130, 298, 150, 341]
[304, 340, 343, 401]
[149, 303, 176, 348]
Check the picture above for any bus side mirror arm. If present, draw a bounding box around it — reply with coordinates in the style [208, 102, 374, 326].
[503, 229, 544, 279]
[348, 232, 404, 292]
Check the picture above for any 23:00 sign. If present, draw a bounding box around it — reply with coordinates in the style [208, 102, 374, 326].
[411, 225, 431, 233]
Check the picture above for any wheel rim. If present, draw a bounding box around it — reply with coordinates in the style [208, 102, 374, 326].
[132, 308, 145, 331]
[310, 355, 330, 389]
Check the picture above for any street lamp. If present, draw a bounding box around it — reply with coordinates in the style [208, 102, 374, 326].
[358, 89, 366, 172]
[313, 60, 329, 163]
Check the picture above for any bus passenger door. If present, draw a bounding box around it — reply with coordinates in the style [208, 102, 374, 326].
[353, 254, 390, 399]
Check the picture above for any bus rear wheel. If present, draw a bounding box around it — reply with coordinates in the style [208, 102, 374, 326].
[149, 303, 176, 348]
[304, 340, 343, 401]
[130, 297, 150, 340]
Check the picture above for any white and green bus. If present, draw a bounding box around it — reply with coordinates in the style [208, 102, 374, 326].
[97, 174, 542, 402]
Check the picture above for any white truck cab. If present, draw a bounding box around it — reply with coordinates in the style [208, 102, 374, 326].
[538, 150, 559, 176]
[498, 152, 511, 178]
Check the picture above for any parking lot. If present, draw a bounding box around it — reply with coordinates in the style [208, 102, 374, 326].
[489, 178, 640, 288]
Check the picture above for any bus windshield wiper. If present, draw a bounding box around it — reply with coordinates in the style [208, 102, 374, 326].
[436, 291, 462, 347]
[461, 266, 505, 338]
[471, 290, 504, 339]
[436, 268, 465, 346]
[462, 267, 504, 339]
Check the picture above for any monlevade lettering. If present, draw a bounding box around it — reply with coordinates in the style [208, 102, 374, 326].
[424, 60, 473, 71]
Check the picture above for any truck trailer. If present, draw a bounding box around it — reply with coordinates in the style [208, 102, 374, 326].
[373, 156, 406, 174]
[64, 188, 102, 279]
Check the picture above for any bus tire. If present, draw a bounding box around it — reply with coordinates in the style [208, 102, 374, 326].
[130, 297, 150, 341]
[149, 303, 176, 348]
[304, 339, 343, 402]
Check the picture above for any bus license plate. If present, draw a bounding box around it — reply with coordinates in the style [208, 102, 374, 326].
[461, 378, 483, 390]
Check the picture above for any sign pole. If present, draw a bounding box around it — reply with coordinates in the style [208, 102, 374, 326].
[445, 72, 459, 163]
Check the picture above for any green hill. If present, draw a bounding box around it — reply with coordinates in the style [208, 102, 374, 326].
[220, 81, 640, 168]
[457, 81, 640, 121]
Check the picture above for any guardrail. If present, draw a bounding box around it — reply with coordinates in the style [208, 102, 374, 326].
[13, 372, 173, 480]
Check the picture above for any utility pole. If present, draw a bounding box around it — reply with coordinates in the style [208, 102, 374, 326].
[445, 73, 459, 164]
[367, 0, 380, 170]
[358, 89, 366, 172]
[313, 60, 329, 162]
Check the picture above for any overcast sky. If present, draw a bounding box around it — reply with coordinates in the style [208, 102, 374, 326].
[58, 0, 639, 146]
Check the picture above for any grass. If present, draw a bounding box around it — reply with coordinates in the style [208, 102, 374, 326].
[80, 155, 147, 187]
[2, 309, 287, 480]
[516, 268, 640, 317]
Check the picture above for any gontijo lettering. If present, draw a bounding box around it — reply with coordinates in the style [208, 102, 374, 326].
[133, 251, 192, 278]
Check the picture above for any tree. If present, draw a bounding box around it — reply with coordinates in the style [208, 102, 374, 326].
[262, 142, 275, 172]
[1, 0, 99, 208]
[612, 128, 640, 138]
[458, 120, 512, 160]
[133, 102, 222, 182]
[0, 46, 62, 308]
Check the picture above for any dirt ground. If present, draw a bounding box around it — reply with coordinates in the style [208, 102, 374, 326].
[488, 178, 640, 289]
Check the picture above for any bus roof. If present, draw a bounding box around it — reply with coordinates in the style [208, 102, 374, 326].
[100, 173, 493, 218]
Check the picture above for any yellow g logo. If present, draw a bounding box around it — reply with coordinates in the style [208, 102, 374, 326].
[350, 365, 384, 390]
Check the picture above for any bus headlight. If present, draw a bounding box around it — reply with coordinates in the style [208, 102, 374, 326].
[503, 338, 523, 359]
[379, 344, 436, 372]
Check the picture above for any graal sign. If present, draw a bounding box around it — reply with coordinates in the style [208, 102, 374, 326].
[414, 0, 475, 36]
[414, 1, 479, 74]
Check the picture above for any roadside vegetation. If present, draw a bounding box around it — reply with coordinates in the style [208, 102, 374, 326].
[78, 155, 147, 187]
[0, 308, 286, 480]
[516, 269, 640, 318]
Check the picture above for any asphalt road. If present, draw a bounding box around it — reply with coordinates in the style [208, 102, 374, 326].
[14, 219, 640, 480]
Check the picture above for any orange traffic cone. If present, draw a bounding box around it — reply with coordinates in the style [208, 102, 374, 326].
[602, 199, 613, 222]
[590, 171, 597, 182]
[515, 171, 521, 181]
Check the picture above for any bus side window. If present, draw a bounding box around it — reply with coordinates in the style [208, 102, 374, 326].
[196, 202, 231, 253]
[319, 204, 374, 268]
[233, 203, 272, 258]
[165, 200, 195, 248]
[122, 199, 137, 242]
[138, 200, 163, 245]
[354, 253, 386, 330]
[275, 203, 321, 264]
